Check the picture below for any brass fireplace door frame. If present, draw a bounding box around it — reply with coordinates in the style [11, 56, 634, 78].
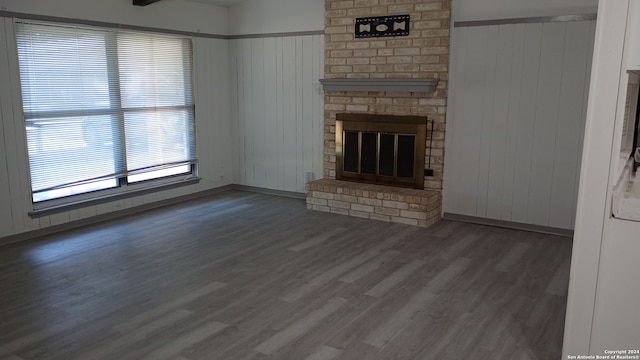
[335, 113, 427, 190]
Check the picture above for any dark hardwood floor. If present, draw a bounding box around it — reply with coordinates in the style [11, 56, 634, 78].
[0, 190, 572, 359]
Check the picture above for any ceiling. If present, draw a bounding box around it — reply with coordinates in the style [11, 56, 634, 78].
[186, 0, 247, 7]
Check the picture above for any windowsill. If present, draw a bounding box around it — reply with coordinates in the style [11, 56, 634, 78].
[28, 177, 200, 218]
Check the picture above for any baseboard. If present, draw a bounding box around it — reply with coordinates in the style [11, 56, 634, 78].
[0, 184, 309, 247]
[0, 188, 573, 247]
[232, 185, 306, 200]
[0, 184, 235, 247]
[442, 212, 574, 237]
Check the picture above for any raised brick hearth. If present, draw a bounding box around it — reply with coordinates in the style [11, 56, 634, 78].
[307, 179, 441, 227]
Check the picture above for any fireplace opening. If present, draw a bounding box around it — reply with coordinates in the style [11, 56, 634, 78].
[336, 113, 427, 189]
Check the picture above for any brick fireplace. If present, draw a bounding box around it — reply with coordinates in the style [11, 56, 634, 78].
[306, 0, 451, 227]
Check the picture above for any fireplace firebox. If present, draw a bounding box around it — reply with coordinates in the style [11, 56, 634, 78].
[336, 113, 427, 189]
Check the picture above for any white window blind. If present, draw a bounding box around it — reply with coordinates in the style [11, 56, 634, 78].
[15, 21, 196, 203]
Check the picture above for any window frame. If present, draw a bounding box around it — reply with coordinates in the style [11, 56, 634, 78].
[14, 19, 200, 213]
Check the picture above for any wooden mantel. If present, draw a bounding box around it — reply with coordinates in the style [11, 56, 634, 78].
[319, 78, 439, 93]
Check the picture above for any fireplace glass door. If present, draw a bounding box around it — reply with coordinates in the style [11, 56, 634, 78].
[343, 131, 416, 178]
[336, 114, 426, 189]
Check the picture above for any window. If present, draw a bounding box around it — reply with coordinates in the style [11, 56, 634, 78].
[16, 21, 196, 205]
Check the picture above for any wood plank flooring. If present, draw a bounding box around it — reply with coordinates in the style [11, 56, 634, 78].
[0, 190, 572, 359]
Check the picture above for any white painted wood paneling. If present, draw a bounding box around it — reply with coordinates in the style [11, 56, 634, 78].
[526, 22, 565, 226]
[263, 37, 278, 190]
[476, 26, 499, 219]
[230, 35, 324, 193]
[0, 18, 14, 237]
[228, 0, 323, 35]
[452, 26, 488, 216]
[444, 20, 595, 230]
[282, 37, 298, 191]
[0, 17, 37, 234]
[548, 21, 595, 229]
[487, 24, 515, 221]
[193, 37, 234, 186]
[511, 23, 543, 225]
[501, 24, 526, 222]
[0, 19, 233, 239]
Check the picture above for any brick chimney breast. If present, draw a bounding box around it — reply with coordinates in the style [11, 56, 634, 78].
[308, 0, 451, 227]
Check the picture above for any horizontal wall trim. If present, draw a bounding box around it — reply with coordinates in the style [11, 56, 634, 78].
[442, 212, 574, 237]
[454, 14, 597, 28]
[0, 11, 324, 40]
[228, 30, 324, 39]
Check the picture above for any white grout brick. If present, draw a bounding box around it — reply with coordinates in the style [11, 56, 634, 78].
[400, 210, 427, 220]
[382, 200, 409, 210]
[312, 192, 335, 200]
[349, 210, 371, 219]
[391, 217, 419, 226]
[375, 207, 400, 217]
[331, 207, 350, 216]
[336, 194, 358, 203]
[358, 197, 383, 206]
[328, 200, 351, 209]
[307, 198, 328, 206]
[370, 213, 391, 222]
[351, 204, 374, 213]
[312, 204, 331, 212]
